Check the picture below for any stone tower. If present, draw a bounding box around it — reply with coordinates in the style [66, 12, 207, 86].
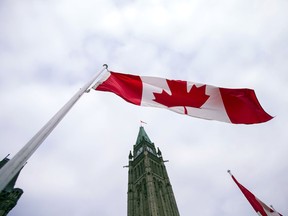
[127, 126, 180, 216]
[0, 156, 23, 216]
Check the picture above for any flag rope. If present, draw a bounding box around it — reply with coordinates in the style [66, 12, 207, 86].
[0, 64, 108, 192]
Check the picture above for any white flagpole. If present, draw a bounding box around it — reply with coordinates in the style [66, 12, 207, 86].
[0, 64, 108, 192]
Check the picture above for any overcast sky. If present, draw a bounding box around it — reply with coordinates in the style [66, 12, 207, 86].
[0, 0, 287, 215]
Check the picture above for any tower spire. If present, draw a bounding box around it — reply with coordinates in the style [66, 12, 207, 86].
[135, 126, 152, 146]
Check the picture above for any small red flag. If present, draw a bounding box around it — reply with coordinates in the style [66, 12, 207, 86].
[229, 171, 282, 216]
[93, 71, 273, 124]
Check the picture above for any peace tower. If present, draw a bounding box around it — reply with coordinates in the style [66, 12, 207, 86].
[127, 126, 180, 216]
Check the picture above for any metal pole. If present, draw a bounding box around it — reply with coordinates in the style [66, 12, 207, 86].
[0, 65, 107, 192]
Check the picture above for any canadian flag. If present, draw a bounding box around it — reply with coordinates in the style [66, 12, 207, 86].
[229, 171, 282, 216]
[93, 71, 272, 124]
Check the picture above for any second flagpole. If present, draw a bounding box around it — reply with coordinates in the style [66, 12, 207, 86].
[0, 64, 108, 192]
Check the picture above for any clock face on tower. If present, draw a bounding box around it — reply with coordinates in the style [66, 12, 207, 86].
[135, 147, 143, 157]
[146, 146, 154, 154]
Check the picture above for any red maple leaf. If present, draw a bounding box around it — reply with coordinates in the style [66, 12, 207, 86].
[153, 80, 210, 114]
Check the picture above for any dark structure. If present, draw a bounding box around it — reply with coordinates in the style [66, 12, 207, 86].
[127, 126, 180, 216]
[0, 156, 23, 216]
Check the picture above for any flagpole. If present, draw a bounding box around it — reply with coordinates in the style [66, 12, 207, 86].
[0, 64, 108, 192]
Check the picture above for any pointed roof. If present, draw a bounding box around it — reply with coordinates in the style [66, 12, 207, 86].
[136, 126, 152, 146]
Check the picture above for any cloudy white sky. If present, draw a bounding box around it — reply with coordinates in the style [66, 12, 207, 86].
[0, 0, 287, 215]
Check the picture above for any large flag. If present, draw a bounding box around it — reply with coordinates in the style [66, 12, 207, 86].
[93, 71, 272, 124]
[229, 171, 282, 216]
